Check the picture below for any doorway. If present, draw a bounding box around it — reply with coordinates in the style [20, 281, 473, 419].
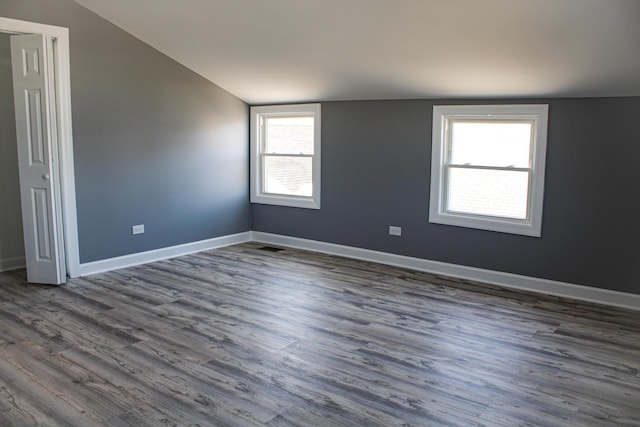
[0, 16, 79, 282]
[0, 32, 24, 272]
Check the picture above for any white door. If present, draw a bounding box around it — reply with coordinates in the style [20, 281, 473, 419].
[10, 33, 66, 284]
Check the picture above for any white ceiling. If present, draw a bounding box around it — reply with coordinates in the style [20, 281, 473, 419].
[74, 0, 640, 104]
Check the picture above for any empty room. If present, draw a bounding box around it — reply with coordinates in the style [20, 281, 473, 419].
[1, 0, 639, 425]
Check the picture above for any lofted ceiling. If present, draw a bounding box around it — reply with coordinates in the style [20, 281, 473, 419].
[73, 0, 640, 104]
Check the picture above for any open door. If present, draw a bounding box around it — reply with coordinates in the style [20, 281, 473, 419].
[10, 33, 66, 284]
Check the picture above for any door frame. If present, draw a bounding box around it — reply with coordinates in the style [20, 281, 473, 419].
[0, 16, 79, 278]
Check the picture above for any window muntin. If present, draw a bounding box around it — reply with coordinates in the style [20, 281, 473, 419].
[262, 115, 314, 198]
[250, 104, 320, 209]
[430, 105, 548, 236]
[446, 119, 533, 220]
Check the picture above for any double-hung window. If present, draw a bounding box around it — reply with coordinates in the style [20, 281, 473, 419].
[429, 104, 549, 236]
[250, 104, 321, 209]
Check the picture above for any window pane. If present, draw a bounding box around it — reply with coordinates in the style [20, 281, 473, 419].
[450, 121, 531, 167]
[265, 116, 314, 154]
[264, 156, 313, 197]
[447, 167, 529, 219]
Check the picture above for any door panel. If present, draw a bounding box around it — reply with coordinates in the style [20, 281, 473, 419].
[25, 88, 46, 165]
[32, 188, 52, 261]
[11, 33, 65, 284]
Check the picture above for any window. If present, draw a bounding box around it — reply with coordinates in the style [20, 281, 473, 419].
[429, 104, 549, 236]
[250, 104, 321, 209]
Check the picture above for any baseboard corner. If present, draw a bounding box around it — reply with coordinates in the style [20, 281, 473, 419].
[79, 231, 252, 276]
[0, 256, 26, 273]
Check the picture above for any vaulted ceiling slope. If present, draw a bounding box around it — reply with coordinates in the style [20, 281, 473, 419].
[74, 0, 640, 104]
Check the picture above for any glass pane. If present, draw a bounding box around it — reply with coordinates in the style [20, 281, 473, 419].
[447, 167, 529, 219]
[265, 116, 314, 154]
[450, 121, 531, 167]
[264, 156, 313, 197]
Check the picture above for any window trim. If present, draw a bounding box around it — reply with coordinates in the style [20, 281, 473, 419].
[250, 103, 321, 209]
[429, 104, 549, 237]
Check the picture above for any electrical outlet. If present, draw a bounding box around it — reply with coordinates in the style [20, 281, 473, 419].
[389, 226, 402, 236]
[132, 224, 145, 235]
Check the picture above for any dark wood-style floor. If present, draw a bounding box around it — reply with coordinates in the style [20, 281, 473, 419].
[0, 243, 639, 426]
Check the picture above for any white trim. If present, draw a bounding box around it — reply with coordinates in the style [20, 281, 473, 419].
[71, 230, 640, 310]
[250, 103, 321, 209]
[430, 104, 548, 237]
[0, 17, 80, 278]
[0, 257, 26, 272]
[79, 232, 252, 276]
[251, 232, 640, 311]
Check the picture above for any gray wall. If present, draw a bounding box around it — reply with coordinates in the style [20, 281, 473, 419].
[2, 1, 638, 297]
[0, 32, 25, 266]
[252, 99, 640, 295]
[0, 0, 250, 263]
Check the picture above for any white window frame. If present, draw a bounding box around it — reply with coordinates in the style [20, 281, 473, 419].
[250, 103, 321, 209]
[429, 104, 549, 237]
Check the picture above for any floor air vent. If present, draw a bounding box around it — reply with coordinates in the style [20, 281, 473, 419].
[257, 246, 285, 253]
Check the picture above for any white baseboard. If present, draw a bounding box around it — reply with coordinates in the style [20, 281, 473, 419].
[0, 256, 26, 272]
[251, 231, 640, 311]
[73, 230, 640, 311]
[78, 232, 252, 276]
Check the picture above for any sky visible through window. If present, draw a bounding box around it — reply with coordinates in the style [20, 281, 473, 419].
[451, 121, 532, 167]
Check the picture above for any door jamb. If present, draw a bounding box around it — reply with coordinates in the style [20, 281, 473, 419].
[0, 16, 80, 278]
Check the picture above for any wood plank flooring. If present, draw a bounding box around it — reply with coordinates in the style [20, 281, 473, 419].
[1, 242, 639, 426]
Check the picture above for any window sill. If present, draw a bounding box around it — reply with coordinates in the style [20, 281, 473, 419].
[251, 193, 320, 210]
[429, 210, 541, 237]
